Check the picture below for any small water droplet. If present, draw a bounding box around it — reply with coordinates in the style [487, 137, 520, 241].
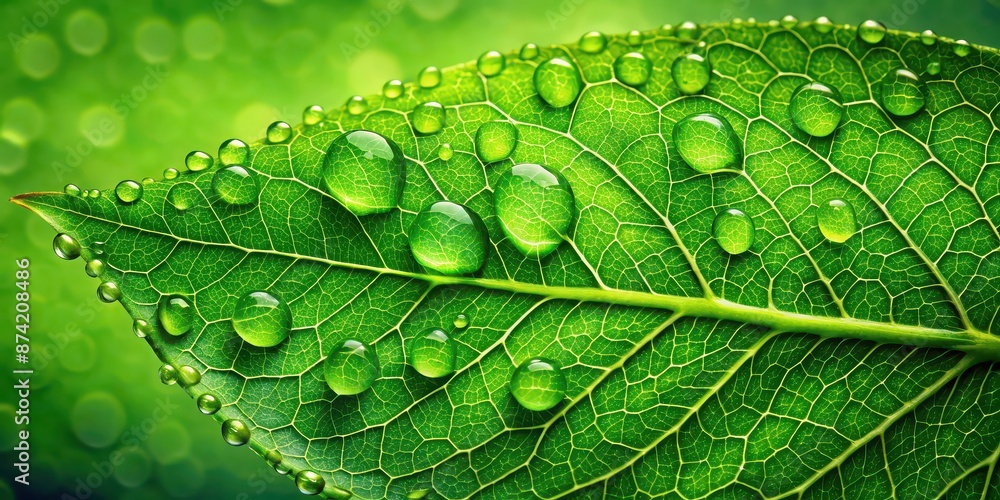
[65, 184, 82, 197]
[613, 52, 652, 87]
[295, 470, 325, 495]
[383, 80, 404, 99]
[166, 183, 198, 211]
[346, 96, 368, 115]
[322, 130, 405, 216]
[88, 189, 101, 199]
[477, 50, 505, 76]
[266, 121, 292, 143]
[407, 488, 431, 499]
[475, 121, 518, 162]
[212, 166, 259, 205]
[85, 259, 106, 278]
[159, 364, 178, 385]
[232, 290, 291, 348]
[408, 201, 489, 275]
[303, 105, 324, 125]
[163, 167, 180, 180]
[626, 30, 643, 46]
[672, 113, 742, 173]
[438, 143, 454, 161]
[676, 21, 699, 40]
[578, 31, 607, 54]
[133, 318, 152, 338]
[509, 357, 566, 411]
[218, 138, 249, 166]
[954, 40, 971, 57]
[671, 53, 711, 94]
[97, 281, 121, 303]
[712, 209, 755, 255]
[519, 43, 539, 60]
[176, 365, 201, 387]
[533, 58, 583, 108]
[197, 393, 221, 415]
[817, 199, 857, 243]
[185, 150, 213, 172]
[789, 81, 844, 137]
[221, 419, 250, 446]
[142, 177, 155, 185]
[411, 101, 446, 134]
[323, 339, 379, 396]
[926, 61, 941, 76]
[54, 233, 81, 260]
[813, 16, 834, 34]
[779, 15, 798, 29]
[158, 295, 193, 336]
[453, 313, 469, 329]
[410, 329, 456, 378]
[857, 20, 886, 44]
[418, 66, 441, 88]
[881, 68, 925, 117]
[920, 29, 936, 46]
[494, 163, 575, 258]
[115, 180, 143, 204]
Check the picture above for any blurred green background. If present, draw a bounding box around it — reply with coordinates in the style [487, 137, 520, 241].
[1, 0, 998, 498]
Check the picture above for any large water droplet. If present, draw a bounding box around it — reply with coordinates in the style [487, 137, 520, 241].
[115, 180, 143, 204]
[54, 233, 81, 260]
[418, 66, 441, 88]
[519, 43, 539, 60]
[322, 130, 405, 216]
[494, 163, 575, 258]
[218, 138, 249, 166]
[97, 281, 121, 303]
[65, 184, 82, 197]
[383, 80, 404, 99]
[920, 29, 936, 46]
[266, 121, 292, 143]
[410, 329, 456, 378]
[159, 364, 178, 385]
[196, 394, 221, 415]
[408, 201, 489, 275]
[672, 113, 742, 173]
[613, 52, 652, 87]
[578, 31, 607, 54]
[176, 365, 201, 387]
[817, 199, 857, 243]
[477, 50, 505, 76]
[880, 68, 925, 117]
[789, 81, 844, 137]
[671, 53, 711, 95]
[303, 105, 324, 125]
[323, 339, 380, 396]
[509, 358, 566, 411]
[295, 470, 325, 495]
[232, 290, 291, 347]
[158, 295, 193, 336]
[712, 209, 755, 255]
[857, 20, 886, 44]
[533, 58, 583, 108]
[212, 166, 259, 205]
[185, 150, 214, 172]
[221, 419, 250, 446]
[411, 101, 446, 134]
[475, 121, 518, 162]
[779, 15, 798, 28]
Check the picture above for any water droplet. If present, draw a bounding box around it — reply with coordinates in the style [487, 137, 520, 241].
[926, 61, 941, 76]
[671, 53, 711, 95]
[533, 58, 583, 108]
[295, 470, 325, 495]
[54, 233, 81, 260]
[218, 138, 249, 166]
[519, 43, 539, 60]
[142, 177, 155, 185]
[232, 290, 291, 348]
[163, 168, 180, 180]
[954, 40, 971, 57]
[509, 358, 566, 411]
[221, 419, 250, 446]
[185, 151, 213, 172]
[789, 81, 844, 137]
[85, 259, 106, 278]
[713, 209, 755, 255]
[407, 489, 431, 499]
[475, 121, 518, 162]
[346, 96, 368, 116]
[166, 184, 197, 211]
[322, 130, 405, 216]
[857, 20, 886, 44]
[408, 201, 489, 275]
[626, 30, 643, 46]
[881, 68, 925, 117]
[303, 105, 325, 125]
[88, 189, 101, 199]
[578, 31, 607, 53]
[65, 9, 108, 56]
[920, 29, 936, 45]
[418, 66, 441, 88]
[176, 365, 201, 387]
[453, 313, 469, 329]
[660, 24, 674, 36]
[817, 199, 857, 243]
[89, 241, 105, 255]
[266, 121, 292, 143]
[65, 184, 82, 197]
[411, 101, 446, 134]
[133, 319, 152, 338]
[195, 393, 221, 415]
[494, 163, 575, 258]
[613, 52, 652, 87]
[159, 364, 178, 385]
[676, 21, 699, 40]
[672, 113, 742, 173]
[115, 180, 143, 204]
[477, 50, 505, 76]
[323, 339, 380, 396]
[212, 166, 259, 205]
[438, 143, 454, 161]
[158, 295, 193, 336]
[779, 15, 798, 29]
[410, 329, 456, 378]
[813, 16, 834, 34]
[383, 80, 404, 99]
[97, 282, 121, 303]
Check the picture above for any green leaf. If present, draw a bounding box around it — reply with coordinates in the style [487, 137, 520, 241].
[13, 18, 1000, 499]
